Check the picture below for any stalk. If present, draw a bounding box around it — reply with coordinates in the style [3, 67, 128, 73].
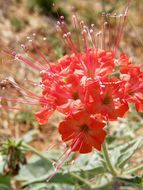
[102, 142, 118, 176]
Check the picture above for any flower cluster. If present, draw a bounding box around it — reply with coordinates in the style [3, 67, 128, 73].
[34, 46, 143, 153]
[1, 0, 142, 155]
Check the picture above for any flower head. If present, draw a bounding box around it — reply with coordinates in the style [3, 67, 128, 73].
[59, 111, 106, 153]
[1, 0, 140, 157]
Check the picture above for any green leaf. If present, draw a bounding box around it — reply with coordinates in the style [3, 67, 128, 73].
[0, 159, 11, 190]
[110, 137, 143, 169]
[16, 150, 106, 189]
[16, 155, 53, 184]
[16, 152, 74, 186]
[63, 151, 106, 175]
[24, 183, 75, 190]
[0, 174, 11, 190]
[91, 174, 114, 190]
[116, 176, 143, 188]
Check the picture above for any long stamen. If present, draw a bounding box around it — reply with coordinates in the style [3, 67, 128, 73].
[31, 42, 53, 70]
[107, 14, 111, 50]
[0, 77, 40, 102]
[2, 50, 42, 71]
[90, 24, 96, 49]
[0, 96, 48, 106]
[47, 148, 73, 182]
[114, 0, 131, 53]
[102, 13, 106, 50]
[6, 78, 41, 100]
[0, 105, 32, 111]
[72, 15, 81, 51]
[82, 29, 88, 51]
[21, 44, 49, 71]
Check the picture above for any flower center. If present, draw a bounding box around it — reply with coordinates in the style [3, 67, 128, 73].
[80, 124, 89, 132]
[102, 93, 112, 105]
[72, 92, 79, 100]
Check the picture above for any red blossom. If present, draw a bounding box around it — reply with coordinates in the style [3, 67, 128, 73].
[119, 56, 143, 111]
[59, 111, 106, 153]
[35, 107, 55, 125]
[1, 0, 140, 157]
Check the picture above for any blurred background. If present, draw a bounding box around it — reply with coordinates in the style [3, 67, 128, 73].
[0, 1, 143, 189]
[0, 0, 143, 155]
[0, 0, 143, 189]
[0, 0, 143, 162]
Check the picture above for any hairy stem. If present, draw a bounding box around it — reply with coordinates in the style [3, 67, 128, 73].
[102, 142, 118, 176]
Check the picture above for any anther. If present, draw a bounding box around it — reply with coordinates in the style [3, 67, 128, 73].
[60, 16, 64, 20]
[52, 162, 57, 168]
[80, 21, 84, 26]
[57, 21, 60, 25]
[43, 37, 47, 41]
[63, 34, 67, 38]
[90, 29, 94, 34]
[67, 32, 71, 36]
[91, 24, 94, 28]
[28, 39, 33, 43]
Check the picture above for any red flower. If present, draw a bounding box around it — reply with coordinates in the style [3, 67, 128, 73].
[119, 56, 143, 111]
[59, 111, 106, 153]
[1, 2, 137, 158]
[35, 107, 54, 125]
[40, 69, 84, 115]
[82, 79, 129, 120]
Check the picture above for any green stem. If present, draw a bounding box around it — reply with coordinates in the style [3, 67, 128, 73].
[22, 143, 52, 163]
[124, 164, 143, 175]
[102, 0, 106, 12]
[70, 173, 93, 190]
[102, 142, 118, 176]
